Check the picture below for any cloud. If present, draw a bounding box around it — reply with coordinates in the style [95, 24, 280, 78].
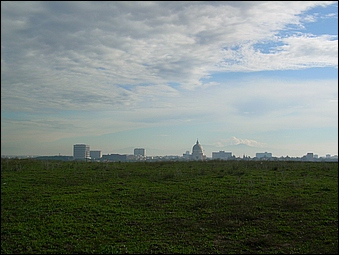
[1, 2, 337, 109]
[214, 136, 266, 148]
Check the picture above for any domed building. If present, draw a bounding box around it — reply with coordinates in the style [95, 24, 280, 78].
[191, 139, 205, 160]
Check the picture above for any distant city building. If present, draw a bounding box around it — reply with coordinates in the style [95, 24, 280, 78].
[183, 150, 190, 160]
[191, 140, 206, 160]
[306, 153, 314, 161]
[90, 150, 102, 159]
[212, 151, 232, 160]
[73, 144, 90, 159]
[102, 154, 127, 162]
[256, 152, 272, 159]
[134, 148, 146, 157]
[326, 154, 331, 158]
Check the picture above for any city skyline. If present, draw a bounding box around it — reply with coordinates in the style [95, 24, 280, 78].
[1, 2, 338, 158]
[1, 139, 338, 160]
[19, 141, 336, 160]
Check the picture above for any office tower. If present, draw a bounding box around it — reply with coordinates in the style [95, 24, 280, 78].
[73, 144, 90, 159]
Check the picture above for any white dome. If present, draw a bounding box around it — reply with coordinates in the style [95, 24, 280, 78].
[191, 140, 204, 160]
[192, 140, 203, 153]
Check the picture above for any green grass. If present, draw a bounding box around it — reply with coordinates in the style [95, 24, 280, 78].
[1, 159, 338, 254]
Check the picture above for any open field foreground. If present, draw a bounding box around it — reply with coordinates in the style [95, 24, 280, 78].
[1, 159, 338, 254]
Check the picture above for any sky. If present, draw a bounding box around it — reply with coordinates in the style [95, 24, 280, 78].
[1, 1, 338, 158]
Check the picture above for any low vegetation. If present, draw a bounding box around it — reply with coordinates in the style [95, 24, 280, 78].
[1, 158, 338, 254]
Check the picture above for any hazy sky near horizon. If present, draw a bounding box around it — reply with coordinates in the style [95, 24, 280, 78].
[1, 1, 338, 157]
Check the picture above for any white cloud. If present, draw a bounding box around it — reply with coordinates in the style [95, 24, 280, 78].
[214, 136, 266, 148]
[2, 2, 337, 102]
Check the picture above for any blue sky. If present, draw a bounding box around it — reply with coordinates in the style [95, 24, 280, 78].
[1, 1, 338, 158]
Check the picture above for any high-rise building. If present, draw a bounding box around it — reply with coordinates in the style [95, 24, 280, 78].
[73, 144, 90, 159]
[134, 148, 146, 157]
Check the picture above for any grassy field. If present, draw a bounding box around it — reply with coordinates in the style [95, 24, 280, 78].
[1, 158, 338, 254]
